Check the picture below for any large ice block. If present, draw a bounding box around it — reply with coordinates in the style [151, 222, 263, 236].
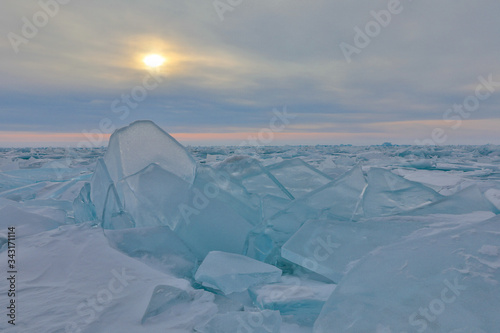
[194, 251, 282, 294]
[198, 309, 282, 333]
[103, 120, 196, 184]
[248, 275, 336, 325]
[266, 158, 333, 199]
[363, 167, 442, 217]
[314, 214, 500, 333]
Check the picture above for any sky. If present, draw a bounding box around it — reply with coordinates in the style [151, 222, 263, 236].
[0, 0, 499, 147]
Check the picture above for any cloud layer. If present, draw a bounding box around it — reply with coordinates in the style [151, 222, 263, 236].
[1, 0, 499, 145]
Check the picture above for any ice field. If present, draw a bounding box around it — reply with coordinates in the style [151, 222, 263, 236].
[1, 120, 500, 332]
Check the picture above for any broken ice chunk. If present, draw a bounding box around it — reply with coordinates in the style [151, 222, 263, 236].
[141, 285, 191, 324]
[302, 164, 366, 221]
[103, 120, 196, 184]
[102, 184, 135, 229]
[266, 158, 333, 199]
[198, 310, 281, 333]
[194, 251, 282, 294]
[363, 167, 442, 217]
[73, 182, 97, 222]
[90, 158, 114, 220]
[248, 275, 336, 325]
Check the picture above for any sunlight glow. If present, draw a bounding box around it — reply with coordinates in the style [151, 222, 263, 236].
[143, 54, 166, 68]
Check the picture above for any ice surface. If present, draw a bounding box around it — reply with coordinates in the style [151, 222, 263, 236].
[141, 285, 191, 324]
[406, 185, 499, 215]
[314, 214, 500, 333]
[249, 275, 336, 325]
[0, 205, 61, 238]
[104, 120, 196, 184]
[2, 140, 500, 332]
[194, 251, 282, 294]
[198, 309, 282, 333]
[363, 167, 443, 217]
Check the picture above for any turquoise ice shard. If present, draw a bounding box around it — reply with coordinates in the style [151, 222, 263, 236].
[102, 183, 135, 229]
[103, 120, 196, 184]
[198, 309, 282, 333]
[194, 251, 282, 294]
[73, 182, 97, 222]
[363, 167, 442, 217]
[90, 158, 113, 220]
[300, 164, 366, 221]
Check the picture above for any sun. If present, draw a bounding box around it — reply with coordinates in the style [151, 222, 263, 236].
[143, 54, 166, 68]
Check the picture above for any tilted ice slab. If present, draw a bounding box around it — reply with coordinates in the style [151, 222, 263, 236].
[281, 212, 494, 283]
[363, 167, 443, 217]
[103, 120, 196, 184]
[266, 158, 333, 199]
[314, 213, 500, 333]
[194, 251, 282, 294]
[216, 155, 293, 200]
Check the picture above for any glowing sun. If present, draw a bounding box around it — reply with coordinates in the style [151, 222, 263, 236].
[143, 54, 166, 68]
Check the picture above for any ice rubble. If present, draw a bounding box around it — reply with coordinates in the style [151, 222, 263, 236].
[2, 123, 500, 332]
[67, 121, 499, 332]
